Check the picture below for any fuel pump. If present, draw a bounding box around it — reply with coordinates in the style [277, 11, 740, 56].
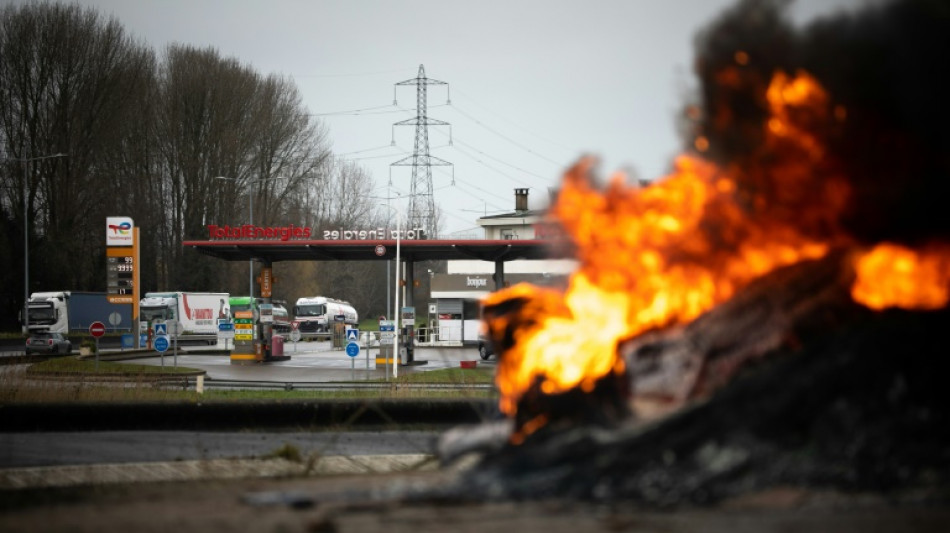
[399, 324, 415, 364]
[399, 306, 416, 364]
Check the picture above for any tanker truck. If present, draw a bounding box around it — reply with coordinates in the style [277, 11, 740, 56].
[292, 296, 358, 336]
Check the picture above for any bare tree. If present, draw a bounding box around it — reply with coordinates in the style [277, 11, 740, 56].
[152, 45, 331, 293]
[0, 2, 153, 328]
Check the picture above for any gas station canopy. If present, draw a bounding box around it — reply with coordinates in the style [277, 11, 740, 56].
[183, 239, 574, 264]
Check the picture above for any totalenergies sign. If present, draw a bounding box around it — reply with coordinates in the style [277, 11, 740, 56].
[205, 224, 428, 241]
[107, 217, 134, 246]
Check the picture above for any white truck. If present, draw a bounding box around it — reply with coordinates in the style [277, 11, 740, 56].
[21, 291, 132, 335]
[139, 292, 229, 344]
[292, 296, 358, 335]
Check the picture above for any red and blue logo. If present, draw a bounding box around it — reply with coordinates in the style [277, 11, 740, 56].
[108, 221, 132, 235]
[106, 217, 134, 245]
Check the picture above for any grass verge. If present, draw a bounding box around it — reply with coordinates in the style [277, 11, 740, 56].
[0, 357, 498, 403]
[27, 356, 200, 376]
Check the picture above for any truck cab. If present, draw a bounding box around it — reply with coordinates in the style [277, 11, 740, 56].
[24, 292, 67, 334]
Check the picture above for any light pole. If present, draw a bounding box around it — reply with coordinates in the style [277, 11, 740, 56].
[215, 175, 289, 297]
[10, 153, 67, 335]
[379, 203, 402, 379]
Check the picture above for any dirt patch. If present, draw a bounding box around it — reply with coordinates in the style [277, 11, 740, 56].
[2, 468, 949, 533]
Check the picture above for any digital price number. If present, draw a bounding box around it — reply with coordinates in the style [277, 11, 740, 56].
[107, 254, 135, 297]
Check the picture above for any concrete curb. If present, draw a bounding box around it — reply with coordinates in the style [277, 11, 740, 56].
[0, 399, 500, 431]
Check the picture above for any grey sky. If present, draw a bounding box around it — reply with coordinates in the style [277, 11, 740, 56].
[13, 0, 865, 235]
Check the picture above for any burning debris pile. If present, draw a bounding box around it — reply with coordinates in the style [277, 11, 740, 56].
[438, 0, 950, 505]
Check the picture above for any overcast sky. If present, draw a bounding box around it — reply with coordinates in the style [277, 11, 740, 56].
[13, 0, 864, 236]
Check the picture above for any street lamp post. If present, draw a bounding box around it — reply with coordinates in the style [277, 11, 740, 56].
[215, 175, 289, 298]
[379, 203, 402, 379]
[11, 153, 67, 335]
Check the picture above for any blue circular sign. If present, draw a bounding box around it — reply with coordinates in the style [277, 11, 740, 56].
[154, 335, 169, 353]
[345, 342, 360, 357]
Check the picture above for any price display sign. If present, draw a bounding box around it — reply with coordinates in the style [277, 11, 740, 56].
[106, 248, 135, 304]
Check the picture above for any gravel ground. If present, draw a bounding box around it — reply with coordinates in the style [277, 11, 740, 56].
[2, 465, 949, 533]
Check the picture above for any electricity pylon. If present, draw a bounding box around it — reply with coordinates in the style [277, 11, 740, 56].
[391, 64, 453, 239]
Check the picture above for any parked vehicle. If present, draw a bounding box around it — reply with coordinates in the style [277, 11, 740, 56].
[25, 332, 72, 355]
[20, 291, 132, 335]
[139, 292, 229, 344]
[292, 296, 358, 334]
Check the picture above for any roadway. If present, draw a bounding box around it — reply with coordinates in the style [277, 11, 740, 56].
[0, 339, 497, 480]
[0, 429, 443, 469]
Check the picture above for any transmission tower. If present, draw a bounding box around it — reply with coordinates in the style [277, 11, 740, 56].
[391, 64, 453, 239]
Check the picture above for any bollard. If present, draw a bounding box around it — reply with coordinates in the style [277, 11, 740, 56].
[196, 375, 204, 394]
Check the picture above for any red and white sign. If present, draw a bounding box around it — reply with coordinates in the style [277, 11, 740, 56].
[374, 244, 386, 256]
[89, 321, 106, 338]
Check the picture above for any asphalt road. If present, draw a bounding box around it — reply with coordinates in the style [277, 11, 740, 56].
[0, 341, 495, 469]
[0, 429, 442, 468]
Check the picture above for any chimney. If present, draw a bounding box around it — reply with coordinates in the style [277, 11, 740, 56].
[515, 188, 529, 211]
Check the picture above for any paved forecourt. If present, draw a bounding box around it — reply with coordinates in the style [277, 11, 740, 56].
[128, 340, 492, 383]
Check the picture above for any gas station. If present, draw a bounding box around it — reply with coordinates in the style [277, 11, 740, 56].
[183, 237, 571, 366]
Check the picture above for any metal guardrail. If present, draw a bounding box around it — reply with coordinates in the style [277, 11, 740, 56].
[153, 377, 495, 392]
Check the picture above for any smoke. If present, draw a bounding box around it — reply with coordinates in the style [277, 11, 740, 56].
[690, 0, 950, 245]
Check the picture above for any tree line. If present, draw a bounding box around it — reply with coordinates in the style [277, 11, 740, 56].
[0, 2, 421, 331]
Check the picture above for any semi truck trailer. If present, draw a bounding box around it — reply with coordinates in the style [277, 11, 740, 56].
[139, 291, 229, 344]
[22, 291, 132, 335]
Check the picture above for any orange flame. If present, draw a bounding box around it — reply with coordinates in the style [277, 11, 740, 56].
[851, 243, 950, 310]
[486, 70, 840, 422]
[485, 69, 949, 439]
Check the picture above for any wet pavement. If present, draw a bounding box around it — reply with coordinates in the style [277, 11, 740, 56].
[118, 340, 494, 382]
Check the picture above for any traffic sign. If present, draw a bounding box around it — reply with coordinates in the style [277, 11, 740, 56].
[289, 329, 301, 342]
[345, 342, 360, 357]
[153, 335, 169, 352]
[154, 322, 167, 336]
[379, 321, 395, 345]
[217, 321, 235, 340]
[346, 329, 359, 342]
[89, 321, 106, 338]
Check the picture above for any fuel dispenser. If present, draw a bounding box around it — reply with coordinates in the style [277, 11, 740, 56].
[230, 296, 260, 365]
[400, 306, 416, 365]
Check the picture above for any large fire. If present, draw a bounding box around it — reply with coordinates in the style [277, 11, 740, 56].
[852, 243, 950, 311]
[483, 69, 950, 436]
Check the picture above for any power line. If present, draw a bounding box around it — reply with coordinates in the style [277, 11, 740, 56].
[310, 103, 449, 117]
[451, 88, 575, 152]
[452, 136, 553, 184]
[337, 144, 394, 157]
[296, 68, 416, 79]
[450, 142, 532, 187]
[309, 104, 394, 117]
[448, 100, 564, 167]
[440, 169, 514, 207]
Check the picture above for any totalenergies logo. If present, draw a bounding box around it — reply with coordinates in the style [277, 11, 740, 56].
[108, 221, 131, 235]
[106, 217, 135, 246]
